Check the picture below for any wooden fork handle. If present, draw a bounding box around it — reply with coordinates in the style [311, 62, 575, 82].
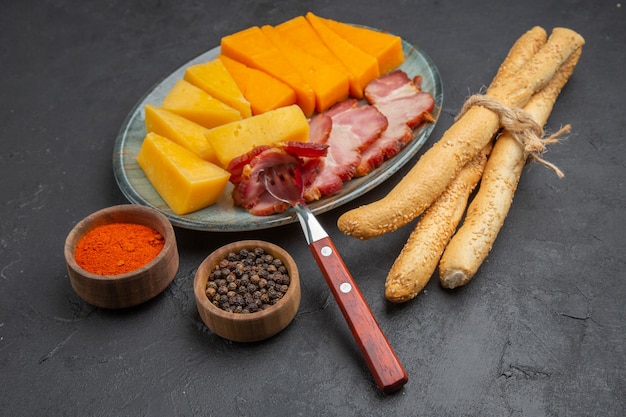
[309, 237, 408, 393]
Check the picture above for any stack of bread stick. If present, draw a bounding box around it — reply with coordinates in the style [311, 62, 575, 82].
[336, 26, 585, 302]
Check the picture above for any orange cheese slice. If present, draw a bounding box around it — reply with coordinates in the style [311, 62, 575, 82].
[305, 12, 379, 98]
[217, 55, 296, 115]
[317, 16, 404, 75]
[274, 16, 360, 99]
[220, 26, 316, 116]
[261, 24, 349, 113]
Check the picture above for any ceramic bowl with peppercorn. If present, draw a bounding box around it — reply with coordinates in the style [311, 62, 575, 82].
[64, 204, 179, 309]
[194, 240, 301, 342]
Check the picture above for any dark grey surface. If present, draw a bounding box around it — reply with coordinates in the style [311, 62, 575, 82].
[1, 1, 624, 416]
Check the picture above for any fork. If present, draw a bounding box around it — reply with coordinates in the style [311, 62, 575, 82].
[262, 164, 408, 393]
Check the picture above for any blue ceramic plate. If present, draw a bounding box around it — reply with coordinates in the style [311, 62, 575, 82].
[113, 32, 443, 231]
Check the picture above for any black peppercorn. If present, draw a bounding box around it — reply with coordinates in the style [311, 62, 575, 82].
[206, 246, 291, 314]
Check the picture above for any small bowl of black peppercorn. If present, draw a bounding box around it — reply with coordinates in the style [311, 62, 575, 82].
[193, 240, 301, 342]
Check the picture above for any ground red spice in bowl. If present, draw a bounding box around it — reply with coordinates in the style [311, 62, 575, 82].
[74, 222, 165, 275]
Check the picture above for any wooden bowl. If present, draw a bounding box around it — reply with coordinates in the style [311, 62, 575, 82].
[194, 240, 301, 342]
[64, 204, 179, 309]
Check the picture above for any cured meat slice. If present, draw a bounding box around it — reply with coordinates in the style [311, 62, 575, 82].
[354, 119, 413, 177]
[364, 70, 417, 102]
[233, 148, 294, 215]
[325, 100, 387, 179]
[282, 141, 328, 158]
[355, 70, 435, 176]
[232, 141, 328, 215]
[307, 112, 332, 144]
[323, 98, 359, 118]
[302, 160, 345, 201]
[304, 99, 388, 201]
[365, 71, 435, 129]
[227, 145, 272, 184]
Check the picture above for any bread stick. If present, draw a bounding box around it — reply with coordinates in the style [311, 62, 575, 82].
[337, 27, 584, 240]
[489, 26, 547, 90]
[385, 143, 492, 302]
[439, 48, 583, 289]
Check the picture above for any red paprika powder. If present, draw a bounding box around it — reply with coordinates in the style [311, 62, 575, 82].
[74, 223, 165, 275]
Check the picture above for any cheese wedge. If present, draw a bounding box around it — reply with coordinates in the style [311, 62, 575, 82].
[275, 16, 360, 98]
[184, 59, 252, 118]
[305, 12, 379, 98]
[204, 104, 309, 168]
[317, 16, 404, 75]
[220, 26, 316, 116]
[161, 80, 242, 129]
[217, 55, 296, 115]
[144, 104, 218, 164]
[137, 132, 231, 215]
[261, 25, 349, 113]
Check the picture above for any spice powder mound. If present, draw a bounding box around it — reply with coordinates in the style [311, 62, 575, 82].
[74, 223, 165, 276]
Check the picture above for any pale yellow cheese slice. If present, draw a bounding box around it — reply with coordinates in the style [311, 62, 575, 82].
[144, 104, 219, 164]
[137, 132, 231, 215]
[161, 79, 242, 129]
[184, 59, 252, 118]
[204, 104, 309, 168]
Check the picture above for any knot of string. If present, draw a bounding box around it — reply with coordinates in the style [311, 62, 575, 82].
[456, 94, 570, 178]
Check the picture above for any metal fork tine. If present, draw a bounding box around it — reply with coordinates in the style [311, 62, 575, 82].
[274, 163, 294, 183]
[263, 163, 302, 206]
[274, 165, 287, 183]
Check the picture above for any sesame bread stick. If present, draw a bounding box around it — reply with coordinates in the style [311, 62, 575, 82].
[439, 47, 583, 289]
[385, 143, 492, 302]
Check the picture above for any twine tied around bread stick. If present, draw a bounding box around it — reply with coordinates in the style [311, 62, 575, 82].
[456, 94, 570, 178]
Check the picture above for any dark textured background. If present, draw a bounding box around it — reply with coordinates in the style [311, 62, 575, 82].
[1, 1, 624, 415]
